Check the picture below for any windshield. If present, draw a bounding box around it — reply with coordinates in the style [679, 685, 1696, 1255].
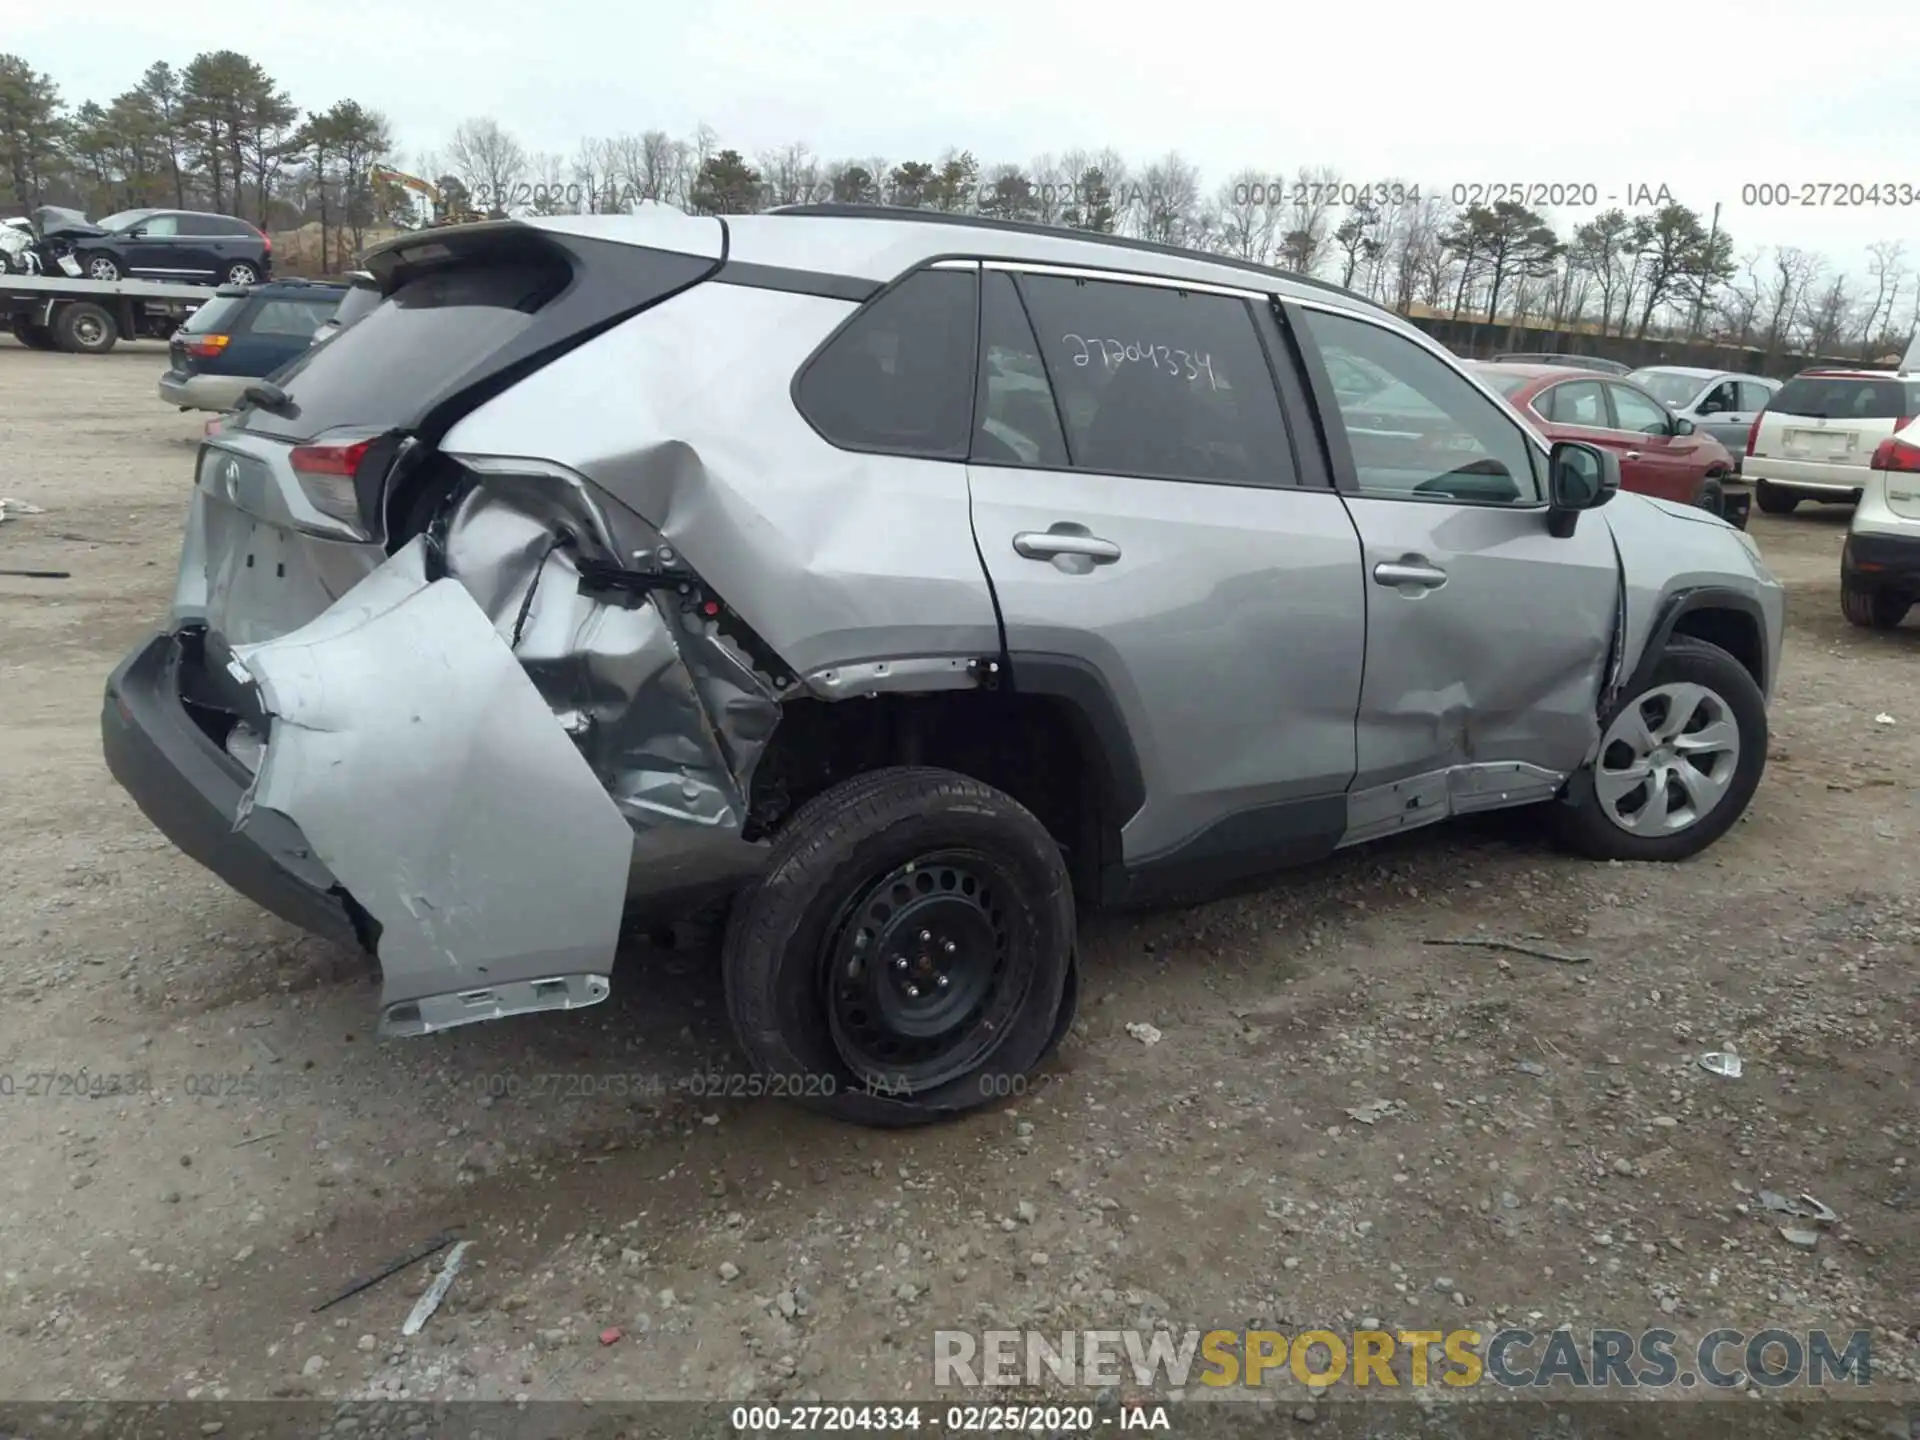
[95, 209, 156, 232]
[1770, 375, 1919, 421]
[1629, 371, 1707, 407]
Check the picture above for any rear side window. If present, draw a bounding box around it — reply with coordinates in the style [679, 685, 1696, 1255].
[250, 297, 339, 336]
[1545, 380, 1607, 427]
[1770, 376, 1913, 420]
[182, 296, 246, 334]
[1015, 273, 1295, 486]
[972, 271, 1068, 467]
[796, 268, 979, 459]
[240, 257, 570, 443]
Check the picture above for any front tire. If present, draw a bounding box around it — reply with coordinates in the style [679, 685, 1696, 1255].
[1841, 578, 1911, 629]
[1755, 481, 1799, 515]
[81, 251, 121, 283]
[722, 766, 1076, 1127]
[1552, 637, 1767, 863]
[53, 301, 117, 354]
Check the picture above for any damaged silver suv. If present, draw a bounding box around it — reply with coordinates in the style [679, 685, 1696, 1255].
[102, 205, 1784, 1125]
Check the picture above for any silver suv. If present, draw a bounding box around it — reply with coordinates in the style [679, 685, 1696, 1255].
[101, 206, 1785, 1126]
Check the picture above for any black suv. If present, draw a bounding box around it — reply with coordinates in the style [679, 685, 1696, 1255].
[69, 208, 272, 286]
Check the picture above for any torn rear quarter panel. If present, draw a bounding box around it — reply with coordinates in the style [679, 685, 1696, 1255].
[230, 462, 786, 1035]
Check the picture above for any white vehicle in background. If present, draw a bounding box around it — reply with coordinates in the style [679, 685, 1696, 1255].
[1745, 367, 1920, 514]
[0, 217, 37, 274]
[1842, 415, 1920, 629]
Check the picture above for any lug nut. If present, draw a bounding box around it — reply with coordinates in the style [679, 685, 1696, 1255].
[905, 984, 921, 999]
[893, 957, 908, 971]
[919, 930, 932, 943]
[935, 974, 950, 990]
[942, 940, 957, 955]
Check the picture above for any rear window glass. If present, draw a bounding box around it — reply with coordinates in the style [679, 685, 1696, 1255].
[1770, 376, 1917, 420]
[240, 259, 568, 442]
[1628, 371, 1705, 407]
[182, 296, 246, 334]
[250, 297, 339, 336]
[1478, 371, 1531, 397]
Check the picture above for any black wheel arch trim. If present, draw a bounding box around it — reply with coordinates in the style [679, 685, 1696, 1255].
[1001, 652, 1146, 831]
[1620, 586, 1770, 702]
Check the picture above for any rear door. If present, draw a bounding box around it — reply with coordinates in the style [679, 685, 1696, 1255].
[1605, 381, 1706, 503]
[170, 213, 226, 280]
[1289, 304, 1617, 840]
[965, 262, 1366, 879]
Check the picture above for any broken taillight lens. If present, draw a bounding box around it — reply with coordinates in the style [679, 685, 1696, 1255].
[289, 438, 376, 527]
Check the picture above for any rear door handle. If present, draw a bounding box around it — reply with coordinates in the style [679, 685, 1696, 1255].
[1373, 560, 1448, 589]
[1624, 450, 1643, 460]
[1013, 531, 1122, 563]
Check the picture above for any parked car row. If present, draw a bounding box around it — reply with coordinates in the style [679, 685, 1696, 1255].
[156, 270, 378, 413]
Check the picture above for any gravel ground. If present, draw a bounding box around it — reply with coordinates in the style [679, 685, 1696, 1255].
[0, 338, 1915, 1428]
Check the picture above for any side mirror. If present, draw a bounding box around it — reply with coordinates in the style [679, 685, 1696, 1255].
[126, 226, 147, 237]
[1673, 416, 1695, 436]
[1547, 440, 1619, 537]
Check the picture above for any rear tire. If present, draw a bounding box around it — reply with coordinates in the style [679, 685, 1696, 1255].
[1841, 579, 1911, 629]
[1551, 637, 1767, 863]
[1755, 481, 1799, 515]
[223, 261, 259, 286]
[53, 301, 117, 354]
[10, 317, 58, 351]
[722, 766, 1076, 1128]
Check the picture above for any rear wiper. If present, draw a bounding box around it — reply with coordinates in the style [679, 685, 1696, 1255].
[241, 381, 295, 416]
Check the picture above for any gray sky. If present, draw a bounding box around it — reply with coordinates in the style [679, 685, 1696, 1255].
[16, 0, 1920, 275]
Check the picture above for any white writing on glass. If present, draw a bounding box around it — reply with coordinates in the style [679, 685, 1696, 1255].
[1061, 334, 1219, 390]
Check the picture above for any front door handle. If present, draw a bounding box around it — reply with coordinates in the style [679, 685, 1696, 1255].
[1373, 560, 1448, 590]
[1013, 530, 1122, 563]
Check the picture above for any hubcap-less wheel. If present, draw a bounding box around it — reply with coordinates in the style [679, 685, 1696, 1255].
[70, 312, 106, 348]
[825, 851, 1017, 1091]
[1594, 682, 1741, 836]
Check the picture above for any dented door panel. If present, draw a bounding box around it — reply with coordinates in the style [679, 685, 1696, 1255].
[1343, 496, 1618, 803]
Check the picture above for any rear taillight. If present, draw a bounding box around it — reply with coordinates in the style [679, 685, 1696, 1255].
[259, 229, 272, 253]
[184, 334, 229, 359]
[288, 438, 375, 525]
[1745, 411, 1765, 456]
[1869, 436, 1920, 472]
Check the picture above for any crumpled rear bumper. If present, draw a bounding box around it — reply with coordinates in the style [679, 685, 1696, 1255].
[101, 629, 361, 950]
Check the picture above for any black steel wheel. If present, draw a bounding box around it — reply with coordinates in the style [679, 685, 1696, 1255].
[723, 767, 1076, 1127]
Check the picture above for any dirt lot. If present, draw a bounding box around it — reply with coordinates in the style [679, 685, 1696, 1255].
[0, 339, 1915, 1425]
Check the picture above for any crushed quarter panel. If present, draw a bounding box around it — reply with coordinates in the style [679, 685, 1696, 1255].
[231, 538, 634, 1030]
[438, 282, 1003, 677]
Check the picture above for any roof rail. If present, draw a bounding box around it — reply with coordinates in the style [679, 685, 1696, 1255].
[765, 203, 1394, 314]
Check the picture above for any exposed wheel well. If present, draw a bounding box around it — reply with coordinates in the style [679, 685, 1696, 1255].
[1668, 605, 1764, 692]
[747, 691, 1120, 901]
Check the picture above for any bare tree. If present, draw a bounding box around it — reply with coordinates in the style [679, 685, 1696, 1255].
[1214, 167, 1278, 264]
[1128, 152, 1203, 246]
[758, 142, 818, 208]
[571, 137, 614, 212]
[1279, 165, 1340, 275]
[444, 117, 527, 215]
[1717, 248, 1765, 346]
[1802, 272, 1853, 357]
[1859, 240, 1909, 359]
[1761, 246, 1820, 363]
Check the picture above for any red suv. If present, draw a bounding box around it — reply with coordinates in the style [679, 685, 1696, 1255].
[1474, 363, 1744, 527]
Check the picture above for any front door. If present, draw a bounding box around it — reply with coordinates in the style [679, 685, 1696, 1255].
[965, 265, 1366, 876]
[1288, 305, 1619, 844]
[1607, 381, 1707, 503]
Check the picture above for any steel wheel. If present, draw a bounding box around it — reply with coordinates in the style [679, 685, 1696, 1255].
[823, 849, 1024, 1092]
[70, 310, 106, 348]
[1593, 681, 1741, 837]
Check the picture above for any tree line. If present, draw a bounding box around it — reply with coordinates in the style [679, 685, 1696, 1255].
[3, 50, 1914, 362]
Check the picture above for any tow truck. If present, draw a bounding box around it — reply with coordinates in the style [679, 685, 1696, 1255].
[2, 272, 209, 354]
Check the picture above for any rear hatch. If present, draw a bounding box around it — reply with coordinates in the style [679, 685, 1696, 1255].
[168, 291, 249, 377]
[1751, 373, 1920, 467]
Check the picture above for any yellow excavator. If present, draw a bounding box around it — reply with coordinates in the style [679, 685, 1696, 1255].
[368, 164, 486, 228]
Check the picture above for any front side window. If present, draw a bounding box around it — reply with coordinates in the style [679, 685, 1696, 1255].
[1608, 383, 1671, 435]
[795, 268, 979, 459]
[1738, 380, 1776, 412]
[1014, 272, 1295, 486]
[1297, 308, 1540, 505]
[1698, 380, 1739, 414]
